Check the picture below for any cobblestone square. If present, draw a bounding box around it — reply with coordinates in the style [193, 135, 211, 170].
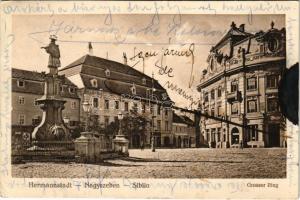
[12, 148, 286, 178]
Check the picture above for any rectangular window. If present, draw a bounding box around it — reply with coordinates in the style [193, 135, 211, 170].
[231, 81, 238, 92]
[211, 129, 216, 142]
[150, 104, 154, 114]
[104, 116, 109, 127]
[115, 101, 119, 110]
[157, 105, 161, 115]
[211, 107, 215, 117]
[217, 87, 222, 98]
[247, 125, 258, 141]
[165, 121, 169, 131]
[247, 99, 257, 113]
[157, 120, 161, 130]
[19, 96, 25, 105]
[105, 100, 109, 109]
[231, 102, 239, 114]
[247, 77, 257, 90]
[165, 109, 168, 117]
[71, 101, 76, 109]
[267, 75, 278, 88]
[19, 114, 25, 125]
[124, 102, 129, 111]
[217, 105, 222, 117]
[17, 80, 25, 87]
[93, 98, 98, 108]
[211, 89, 215, 100]
[204, 92, 209, 102]
[267, 98, 279, 112]
[206, 129, 210, 142]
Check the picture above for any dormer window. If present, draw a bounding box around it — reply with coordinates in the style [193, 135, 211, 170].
[17, 80, 25, 88]
[105, 69, 110, 77]
[91, 79, 98, 88]
[131, 84, 136, 95]
[142, 78, 146, 85]
[69, 87, 75, 93]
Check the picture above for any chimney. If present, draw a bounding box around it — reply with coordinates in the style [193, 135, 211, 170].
[123, 52, 127, 65]
[88, 42, 93, 55]
[239, 24, 245, 32]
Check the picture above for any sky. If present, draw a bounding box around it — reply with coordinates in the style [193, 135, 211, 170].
[12, 14, 285, 108]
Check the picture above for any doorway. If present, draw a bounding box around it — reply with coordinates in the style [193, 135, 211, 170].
[231, 127, 240, 145]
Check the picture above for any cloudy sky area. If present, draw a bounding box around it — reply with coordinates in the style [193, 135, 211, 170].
[12, 14, 284, 108]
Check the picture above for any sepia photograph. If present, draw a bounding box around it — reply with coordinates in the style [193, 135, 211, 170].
[8, 13, 293, 180]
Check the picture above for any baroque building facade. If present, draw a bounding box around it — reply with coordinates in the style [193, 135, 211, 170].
[58, 49, 173, 148]
[197, 22, 286, 148]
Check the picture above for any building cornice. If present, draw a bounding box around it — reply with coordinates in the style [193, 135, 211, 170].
[197, 57, 285, 91]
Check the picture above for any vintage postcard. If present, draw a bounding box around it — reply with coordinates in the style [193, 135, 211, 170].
[0, 1, 299, 199]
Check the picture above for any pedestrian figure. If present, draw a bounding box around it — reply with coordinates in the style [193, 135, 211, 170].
[140, 143, 144, 151]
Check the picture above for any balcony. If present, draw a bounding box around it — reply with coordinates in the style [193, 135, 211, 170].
[227, 91, 242, 103]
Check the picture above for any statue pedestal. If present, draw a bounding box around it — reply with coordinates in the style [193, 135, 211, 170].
[74, 132, 96, 163]
[113, 134, 129, 156]
[32, 74, 70, 141]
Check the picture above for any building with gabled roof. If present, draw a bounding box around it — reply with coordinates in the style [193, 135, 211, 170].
[58, 48, 173, 148]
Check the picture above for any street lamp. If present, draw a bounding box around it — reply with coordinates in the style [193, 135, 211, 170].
[151, 115, 156, 152]
[117, 111, 124, 135]
[82, 99, 91, 132]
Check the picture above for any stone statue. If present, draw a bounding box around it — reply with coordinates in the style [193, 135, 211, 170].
[41, 35, 61, 73]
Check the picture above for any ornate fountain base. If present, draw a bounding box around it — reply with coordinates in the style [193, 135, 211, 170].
[32, 74, 70, 142]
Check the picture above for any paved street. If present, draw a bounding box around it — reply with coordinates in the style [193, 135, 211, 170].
[12, 148, 286, 178]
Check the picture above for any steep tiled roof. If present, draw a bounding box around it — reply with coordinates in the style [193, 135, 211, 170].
[12, 68, 79, 98]
[173, 113, 186, 124]
[173, 112, 194, 126]
[12, 68, 44, 82]
[181, 115, 194, 126]
[60, 54, 171, 103]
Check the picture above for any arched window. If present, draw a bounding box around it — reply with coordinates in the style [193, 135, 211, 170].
[268, 38, 279, 52]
